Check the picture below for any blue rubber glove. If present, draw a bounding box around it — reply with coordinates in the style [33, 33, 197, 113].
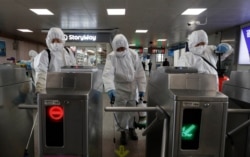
[107, 90, 115, 100]
[216, 43, 230, 53]
[26, 62, 32, 70]
[139, 91, 144, 98]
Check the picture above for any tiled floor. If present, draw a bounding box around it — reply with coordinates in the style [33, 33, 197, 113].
[102, 72, 149, 157]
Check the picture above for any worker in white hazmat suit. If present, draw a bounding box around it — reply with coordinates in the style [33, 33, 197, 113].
[28, 50, 38, 87]
[177, 30, 233, 89]
[102, 34, 147, 145]
[34, 27, 76, 94]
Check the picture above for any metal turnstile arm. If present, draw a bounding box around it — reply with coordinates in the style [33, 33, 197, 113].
[228, 109, 250, 114]
[161, 119, 167, 157]
[104, 106, 160, 112]
[105, 106, 170, 136]
[227, 119, 250, 137]
[227, 108, 250, 137]
[18, 104, 38, 109]
[142, 105, 169, 136]
[142, 115, 159, 136]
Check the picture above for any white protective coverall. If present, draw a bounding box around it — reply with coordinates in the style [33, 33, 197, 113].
[34, 27, 76, 93]
[177, 30, 232, 89]
[102, 34, 147, 131]
[28, 50, 38, 84]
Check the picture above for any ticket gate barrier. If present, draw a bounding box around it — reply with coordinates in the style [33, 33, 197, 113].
[223, 70, 250, 157]
[146, 67, 228, 157]
[38, 67, 103, 157]
[0, 64, 34, 157]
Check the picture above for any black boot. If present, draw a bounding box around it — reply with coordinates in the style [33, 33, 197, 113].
[129, 128, 138, 140]
[120, 131, 127, 145]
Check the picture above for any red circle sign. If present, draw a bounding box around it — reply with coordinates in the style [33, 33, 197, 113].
[48, 106, 64, 121]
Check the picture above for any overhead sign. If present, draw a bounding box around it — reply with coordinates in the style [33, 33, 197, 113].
[64, 33, 112, 43]
[65, 34, 97, 42]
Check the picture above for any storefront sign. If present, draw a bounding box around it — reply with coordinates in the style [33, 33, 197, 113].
[65, 34, 97, 42]
[64, 33, 112, 43]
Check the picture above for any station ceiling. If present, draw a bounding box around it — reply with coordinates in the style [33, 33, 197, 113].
[1, 0, 250, 48]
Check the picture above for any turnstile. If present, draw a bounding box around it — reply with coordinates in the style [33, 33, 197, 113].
[0, 64, 34, 157]
[222, 70, 250, 157]
[38, 66, 103, 157]
[147, 67, 228, 157]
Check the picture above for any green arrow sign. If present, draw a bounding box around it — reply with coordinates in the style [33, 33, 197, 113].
[182, 124, 197, 140]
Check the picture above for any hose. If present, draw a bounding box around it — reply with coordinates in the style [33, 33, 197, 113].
[23, 111, 38, 157]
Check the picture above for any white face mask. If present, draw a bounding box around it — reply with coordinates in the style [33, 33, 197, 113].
[190, 45, 206, 55]
[50, 43, 64, 52]
[115, 50, 126, 57]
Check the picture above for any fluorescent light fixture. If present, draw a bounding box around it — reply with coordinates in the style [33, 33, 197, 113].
[181, 8, 207, 15]
[30, 9, 54, 15]
[157, 39, 167, 41]
[221, 39, 235, 42]
[129, 44, 136, 46]
[135, 30, 148, 33]
[107, 9, 126, 15]
[17, 29, 33, 33]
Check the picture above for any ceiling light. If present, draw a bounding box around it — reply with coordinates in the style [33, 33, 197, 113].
[129, 44, 136, 46]
[221, 39, 235, 42]
[30, 9, 54, 15]
[181, 8, 207, 15]
[135, 30, 148, 33]
[157, 39, 167, 41]
[107, 9, 126, 15]
[17, 29, 33, 33]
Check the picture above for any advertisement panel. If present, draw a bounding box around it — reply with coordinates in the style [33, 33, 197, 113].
[238, 25, 250, 64]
